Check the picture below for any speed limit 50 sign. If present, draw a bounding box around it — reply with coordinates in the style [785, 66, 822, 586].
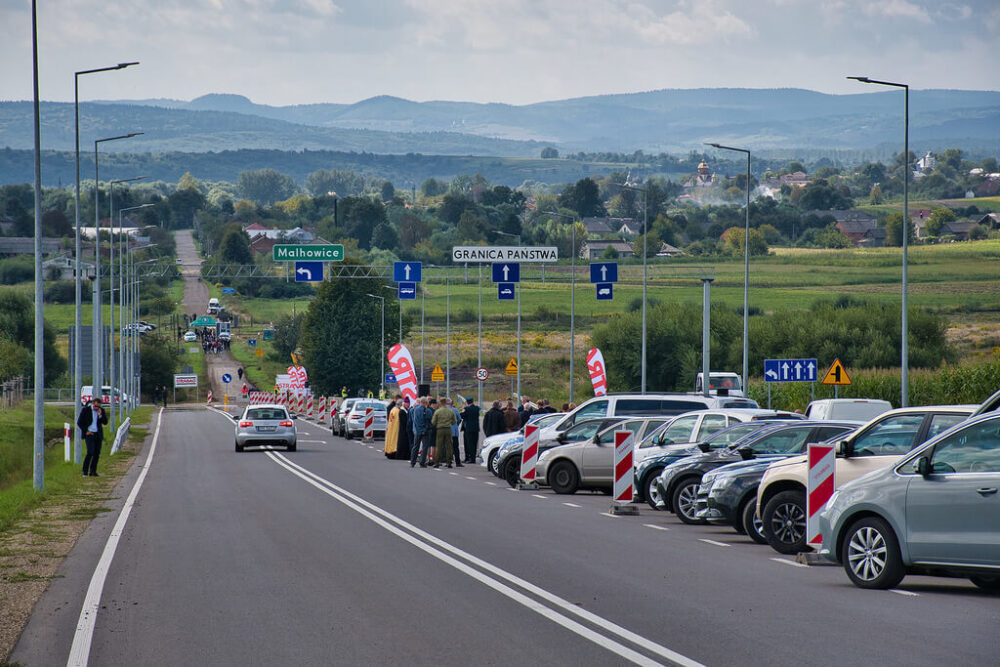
[475, 367, 489, 382]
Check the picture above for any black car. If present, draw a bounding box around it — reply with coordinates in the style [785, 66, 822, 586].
[656, 422, 858, 524]
[495, 417, 625, 487]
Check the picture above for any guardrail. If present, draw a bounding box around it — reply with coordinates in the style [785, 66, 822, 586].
[111, 417, 131, 455]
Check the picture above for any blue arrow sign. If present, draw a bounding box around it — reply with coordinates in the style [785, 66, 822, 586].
[398, 282, 417, 300]
[385, 373, 397, 384]
[393, 261, 422, 283]
[590, 262, 618, 283]
[247, 339, 256, 346]
[497, 283, 515, 300]
[764, 358, 818, 383]
[491, 262, 520, 283]
[595, 283, 614, 300]
[294, 261, 323, 282]
[222, 373, 232, 384]
[221, 287, 236, 294]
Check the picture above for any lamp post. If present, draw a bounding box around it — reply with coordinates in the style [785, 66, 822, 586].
[546, 210, 578, 403]
[848, 76, 909, 407]
[93, 133, 142, 410]
[619, 183, 648, 393]
[72, 60, 137, 464]
[31, 0, 43, 490]
[707, 143, 751, 396]
[367, 294, 385, 394]
[118, 204, 153, 415]
[129, 256, 158, 408]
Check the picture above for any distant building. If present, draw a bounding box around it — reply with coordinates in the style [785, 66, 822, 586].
[580, 240, 634, 259]
[617, 220, 641, 236]
[683, 161, 718, 189]
[916, 152, 936, 172]
[581, 217, 615, 236]
[0, 237, 62, 257]
[42, 253, 95, 280]
[941, 220, 978, 241]
[811, 210, 883, 247]
[656, 242, 684, 257]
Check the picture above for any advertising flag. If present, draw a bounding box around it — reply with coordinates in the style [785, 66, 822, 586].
[387, 344, 420, 401]
[586, 347, 609, 396]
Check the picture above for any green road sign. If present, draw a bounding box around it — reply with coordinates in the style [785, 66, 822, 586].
[273, 244, 344, 262]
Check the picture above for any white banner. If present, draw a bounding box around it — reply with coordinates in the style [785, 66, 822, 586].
[586, 347, 609, 396]
[452, 246, 558, 263]
[387, 344, 420, 401]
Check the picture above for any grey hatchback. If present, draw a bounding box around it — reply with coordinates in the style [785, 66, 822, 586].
[819, 412, 1000, 590]
[235, 404, 297, 452]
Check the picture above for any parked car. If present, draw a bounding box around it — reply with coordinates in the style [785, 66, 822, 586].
[138, 320, 156, 331]
[634, 421, 778, 509]
[499, 417, 629, 487]
[80, 385, 127, 406]
[658, 421, 857, 524]
[818, 411, 1000, 590]
[534, 417, 669, 493]
[343, 400, 388, 439]
[183, 331, 197, 342]
[331, 398, 359, 437]
[481, 412, 565, 474]
[757, 405, 976, 555]
[695, 371, 745, 397]
[803, 398, 891, 421]
[235, 404, 297, 452]
[536, 392, 759, 444]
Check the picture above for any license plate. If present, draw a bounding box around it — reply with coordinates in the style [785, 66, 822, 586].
[256, 426, 276, 432]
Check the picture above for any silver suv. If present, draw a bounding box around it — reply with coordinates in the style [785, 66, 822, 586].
[235, 404, 297, 452]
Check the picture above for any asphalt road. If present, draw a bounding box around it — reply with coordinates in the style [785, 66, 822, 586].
[12, 408, 1000, 666]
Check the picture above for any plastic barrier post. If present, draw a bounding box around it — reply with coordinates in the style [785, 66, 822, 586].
[807, 443, 836, 547]
[517, 424, 540, 490]
[611, 430, 639, 515]
[363, 407, 374, 442]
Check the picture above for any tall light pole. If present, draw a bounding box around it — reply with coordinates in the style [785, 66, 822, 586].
[93, 133, 141, 407]
[367, 294, 385, 394]
[30, 0, 44, 490]
[73, 61, 137, 463]
[707, 143, 751, 396]
[118, 204, 153, 415]
[619, 184, 648, 393]
[546, 210, 578, 403]
[849, 76, 909, 406]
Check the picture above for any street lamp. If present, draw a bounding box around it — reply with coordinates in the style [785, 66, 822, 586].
[848, 76, 909, 407]
[118, 204, 153, 415]
[619, 183, 648, 393]
[72, 60, 137, 463]
[546, 210, 578, 403]
[93, 133, 142, 408]
[367, 294, 385, 395]
[706, 143, 751, 396]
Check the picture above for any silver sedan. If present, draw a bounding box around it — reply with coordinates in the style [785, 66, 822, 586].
[235, 404, 297, 452]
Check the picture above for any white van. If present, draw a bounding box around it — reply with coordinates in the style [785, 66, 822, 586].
[803, 398, 891, 421]
[536, 392, 759, 444]
[694, 372, 745, 397]
[207, 297, 221, 314]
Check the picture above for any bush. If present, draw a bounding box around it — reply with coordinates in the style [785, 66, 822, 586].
[44, 281, 90, 304]
[257, 281, 315, 299]
[0, 256, 33, 285]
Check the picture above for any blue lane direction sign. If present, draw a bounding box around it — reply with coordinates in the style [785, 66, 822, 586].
[497, 283, 515, 300]
[590, 262, 618, 284]
[385, 373, 397, 384]
[221, 287, 236, 294]
[595, 283, 614, 300]
[393, 261, 422, 283]
[294, 261, 323, 282]
[398, 282, 417, 300]
[491, 262, 520, 283]
[764, 358, 818, 383]
[247, 339, 257, 347]
[222, 373, 232, 384]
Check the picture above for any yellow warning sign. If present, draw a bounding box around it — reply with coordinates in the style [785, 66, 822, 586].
[821, 358, 851, 386]
[431, 364, 445, 382]
[505, 357, 518, 376]
[255, 347, 264, 358]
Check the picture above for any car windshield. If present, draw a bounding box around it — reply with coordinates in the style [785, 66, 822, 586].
[354, 402, 385, 412]
[246, 408, 287, 420]
[705, 422, 769, 447]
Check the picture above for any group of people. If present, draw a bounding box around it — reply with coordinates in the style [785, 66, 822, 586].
[481, 396, 567, 437]
[198, 330, 229, 354]
[383, 396, 481, 468]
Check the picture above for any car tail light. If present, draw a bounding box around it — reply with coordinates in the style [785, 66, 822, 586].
[279, 420, 293, 427]
[239, 421, 253, 427]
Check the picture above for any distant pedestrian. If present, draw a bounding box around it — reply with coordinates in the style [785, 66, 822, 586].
[384, 398, 403, 459]
[237, 367, 243, 380]
[410, 397, 429, 468]
[77, 397, 108, 477]
[482, 400, 505, 438]
[503, 400, 520, 432]
[520, 401, 537, 427]
[447, 399, 463, 467]
[460, 397, 481, 464]
[161, 385, 168, 407]
[397, 398, 413, 461]
[431, 398, 457, 468]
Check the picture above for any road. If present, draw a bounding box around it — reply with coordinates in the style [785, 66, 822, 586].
[12, 408, 1000, 666]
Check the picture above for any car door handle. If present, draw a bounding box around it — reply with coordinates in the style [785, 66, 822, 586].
[976, 487, 998, 496]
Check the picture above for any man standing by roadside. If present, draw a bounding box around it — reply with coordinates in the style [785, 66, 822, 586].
[77, 397, 108, 477]
[447, 399, 464, 468]
[409, 397, 428, 468]
[460, 397, 481, 464]
[431, 397, 457, 469]
[482, 400, 505, 438]
[161, 385, 168, 408]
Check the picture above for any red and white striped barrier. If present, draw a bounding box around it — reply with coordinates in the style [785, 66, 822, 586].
[317, 396, 327, 423]
[64, 422, 71, 462]
[807, 443, 836, 547]
[363, 407, 374, 441]
[306, 394, 314, 418]
[207, 391, 213, 405]
[610, 430, 639, 514]
[519, 424, 539, 488]
[330, 399, 337, 424]
[297, 394, 305, 414]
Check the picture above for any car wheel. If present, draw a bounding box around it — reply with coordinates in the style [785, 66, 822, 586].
[741, 497, 767, 544]
[671, 478, 705, 525]
[487, 450, 499, 475]
[235, 441, 243, 452]
[969, 575, 1000, 592]
[344, 428, 352, 440]
[763, 490, 808, 554]
[841, 516, 905, 590]
[643, 469, 664, 510]
[287, 442, 296, 452]
[549, 461, 579, 495]
[504, 457, 520, 488]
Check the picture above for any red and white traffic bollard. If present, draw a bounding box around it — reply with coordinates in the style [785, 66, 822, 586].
[317, 396, 327, 423]
[207, 390, 213, 405]
[611, 430, 639, 515]
[64, 422, 71, 462]
[306, 394, 314, 419]
[330, 398, 337, 424]
[518, 424, 540, 490]
[807, 443, 836, 547]
[363, 407, 374, 442]
[297, 394, 305, 414]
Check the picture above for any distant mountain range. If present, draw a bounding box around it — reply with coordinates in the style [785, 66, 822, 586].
[1, 88, 999, 159]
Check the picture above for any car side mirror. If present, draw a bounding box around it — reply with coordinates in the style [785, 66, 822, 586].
[916, 456, 932, 477]
[592, 434, 601, 445]
[696, 442, 710, 453]
[291, 414, 298, 420]
[557, 433, 567, 443]
[738, 446, 755, 461]
[839, 439, 854, 458]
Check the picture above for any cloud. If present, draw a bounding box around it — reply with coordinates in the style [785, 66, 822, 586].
[862, 0, 932, 22]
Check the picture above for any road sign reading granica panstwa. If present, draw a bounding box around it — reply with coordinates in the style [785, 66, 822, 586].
[273, 244, 344, 262]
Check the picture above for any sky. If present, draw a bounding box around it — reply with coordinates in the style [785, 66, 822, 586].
[2, 0, 998, 107]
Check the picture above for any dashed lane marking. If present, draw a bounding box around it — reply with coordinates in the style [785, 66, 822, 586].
[532, 494, 548, 499]
[485, 481, 497, 486]
[770, 557, 809, 569]
[698, 539, 730, 547]
[643, 524, 669, 531]
[890, 589, 920, 597]
[563, 502, 582, 508]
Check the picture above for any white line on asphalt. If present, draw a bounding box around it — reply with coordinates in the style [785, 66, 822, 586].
[298, 440, 326, 443]
[68, 408, 164, 667]
[562, 502, 582, 508]
[505, 487, 517, 492]
[465, 476, 476, 480]
[264, 450, 703, 667]
[770, 557, 809, 569]
[533, 494, 548, 500]
[890, 589, 920, 597]
[599, 512, 619, 518]
[485, 481, 497, 486]
[643, 524, 669, 531]
[449, 472, 459, 476]
[698, 539, 730, 548]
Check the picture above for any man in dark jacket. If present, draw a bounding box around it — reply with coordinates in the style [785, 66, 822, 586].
[77, 397, 109, 477]
[459, 397, 481, 464]
[482, 401, 505, 437]
[409, 397, 429, 468]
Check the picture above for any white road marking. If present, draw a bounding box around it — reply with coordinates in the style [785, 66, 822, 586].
[532, 494, 548, 500]
[562, 502, 582, 508]
[643, 524, 669, 531]
[68, 408, 165, 667]
[485, 481, 497, 486]
[599, 512, 619, 518]
[465, 476, 476, 480]
[770, 557, 809, 569]
[698, 539, 730, 548]
[890, 589, 920, 597]
[298, 440, 325, 443]
[264, 450, 704, 667]
[449, 472, 459, 476]
[505, 487, 517, 492]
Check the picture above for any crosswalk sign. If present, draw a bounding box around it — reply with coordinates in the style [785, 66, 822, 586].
[431, 364, 445, 382]
[505, 357, 518, 376]
[821, 358, 851, 386]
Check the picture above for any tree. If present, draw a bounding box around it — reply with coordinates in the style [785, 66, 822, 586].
[139, 335, 179, 400]
[371, 222, 399, 251]
[540, 147, 559, 159]
[600, 245, 619, 260]
[969, 224, 989, 240]
[631, 233, 659, 258]
[869, 184, 884, 205]
[420, 178, 447, 198]
[166, 187, 206, 229]
[884, 212, 914, 246]
[218, 228, 253, 265]
[722, 227, 768, 256]
[926, 208, 957, 237]
[796, 179, 852, 211]
[272, 313, 304, 361]
[380, 181, 395, 202]
[558, 178, 605, 218]
[305, 169, 366, 198]
[237, 169, 297, 205]
[41, 209, 72, 237]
